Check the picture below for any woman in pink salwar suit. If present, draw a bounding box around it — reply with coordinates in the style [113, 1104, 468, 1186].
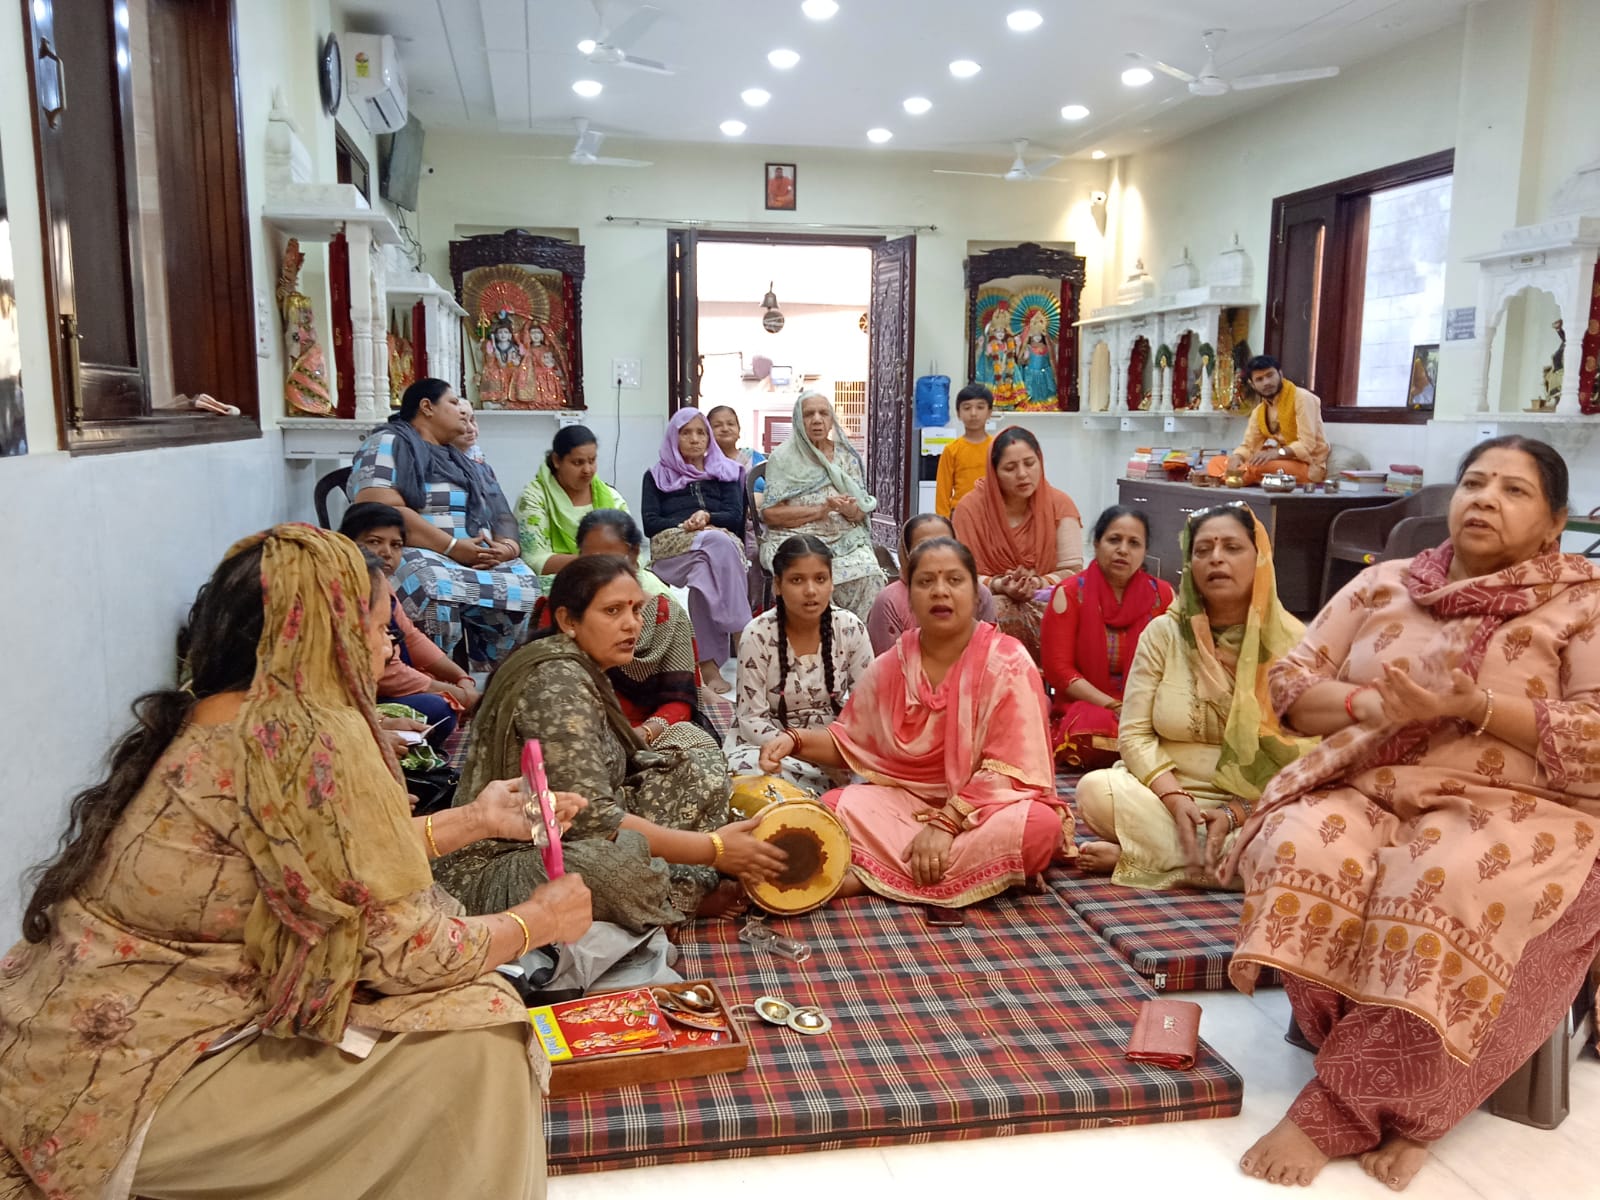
[760, 538, 1073, 907]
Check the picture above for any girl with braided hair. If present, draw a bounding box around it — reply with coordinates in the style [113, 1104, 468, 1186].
[726, 535, 875, 794]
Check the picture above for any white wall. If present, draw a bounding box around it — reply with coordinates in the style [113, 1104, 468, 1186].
[0, 0, 366, 937]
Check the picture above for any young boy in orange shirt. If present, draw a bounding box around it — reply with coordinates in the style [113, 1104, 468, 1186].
[934, 383, 994, 518]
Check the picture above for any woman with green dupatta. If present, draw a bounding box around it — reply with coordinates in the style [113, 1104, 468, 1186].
[435, 556, 786, 928]
[1073, 503, 1317, 889]
[515, 424, 629, 591]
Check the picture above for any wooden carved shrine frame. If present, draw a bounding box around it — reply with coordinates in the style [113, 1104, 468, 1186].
[965, 242, 1086, 412]
[450, 231, 587, 410]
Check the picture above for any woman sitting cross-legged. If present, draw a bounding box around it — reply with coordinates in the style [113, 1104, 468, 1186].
[1074, 503, 1316, 889]
[726, 535, 875, 796]
[757, 391, 885, 621]
[641, 408, 752, 694]
[865, 513, 997, 655]
[1222, 436, 1600, 1192]
[759, 537, 1074, 908]
[1041, 505, 1174, 769]
[347, 377, 536, 673]
[952, 426, 1083, 660]
[516, 423, 630, 593]
[0, 524, 591, 1200]
[435, 556, 786, 928]
[340, 500, 479, 748]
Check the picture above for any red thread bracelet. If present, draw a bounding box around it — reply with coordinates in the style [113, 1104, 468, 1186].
[1344, 686, 1370, 722]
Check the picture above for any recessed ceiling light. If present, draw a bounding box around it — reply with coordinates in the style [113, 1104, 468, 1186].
[720, 119, 747, 136]
[801, 0, 839, 17]
[948, 59, 981, 78]
[1121, 66, 1154, 87]
[572, 79, 603, 98]
[768, 48, 800, 69]
[1006, 9, 1043, 32]
[742, 87, 771, 107]
[1060, 103, 1090, 121]
[902, 96, 932, 115]
[1091, 149, 1107, 160]
[576, 38, 596, 55]
[866, 127, 893, 144]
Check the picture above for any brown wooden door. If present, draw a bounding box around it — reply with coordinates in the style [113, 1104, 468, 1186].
[866, 235, 916, 546]
[666, 229, 700, 412]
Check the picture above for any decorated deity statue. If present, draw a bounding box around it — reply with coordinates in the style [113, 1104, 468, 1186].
[975, 302, 1020, 405]
[1017, 309, 1057, 408]
[532, 348, 565, 409]
[387, 319, 415, 409]
[478, 314, 534, 408]
[276, 238, 334, 417]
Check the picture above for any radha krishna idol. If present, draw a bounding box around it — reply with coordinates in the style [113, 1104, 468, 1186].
[276, 238, 334, 417]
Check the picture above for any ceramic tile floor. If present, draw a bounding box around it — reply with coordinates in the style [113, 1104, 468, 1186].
[548, 986, 1599, 1200]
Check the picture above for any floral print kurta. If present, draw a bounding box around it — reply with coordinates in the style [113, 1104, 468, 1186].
[0, 723, 529, 1199]
[1233, 555, 1600, 1063]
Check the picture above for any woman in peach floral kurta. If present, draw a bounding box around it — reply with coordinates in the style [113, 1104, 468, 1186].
[1225, 438, 1600, 1190]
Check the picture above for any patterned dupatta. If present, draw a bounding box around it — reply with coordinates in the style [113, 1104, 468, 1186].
[1173, 513, 1317, 802]
[228, 524, 430, 1042]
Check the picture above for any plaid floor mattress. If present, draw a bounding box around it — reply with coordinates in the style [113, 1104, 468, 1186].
[544, 889, 1244, 1174]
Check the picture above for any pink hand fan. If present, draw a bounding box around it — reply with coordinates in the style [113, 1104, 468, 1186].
[520, 740, 564, 879]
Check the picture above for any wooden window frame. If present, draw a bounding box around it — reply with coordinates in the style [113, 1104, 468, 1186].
[1264, 149, 1453, 426]
[21, 0, 259, 455]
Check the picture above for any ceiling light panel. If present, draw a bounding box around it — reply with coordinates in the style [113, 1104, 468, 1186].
[1091, 149, 1107, 159]
[720, 119, 747, 136]
[902, 96, 931, 115]
[1006, 10, 1043, 32]
[742, 88, 771, 106]
[768, 48, 800, 69]
[1121, 66, 1153, 87]
[576, 38, 596, 55]
[801, 0, 839, 18]
[948, 59, 981, 78]
[1060, 104, 1089, 121]
[866, 127, 892, 143]
[572, 79, 603, 98]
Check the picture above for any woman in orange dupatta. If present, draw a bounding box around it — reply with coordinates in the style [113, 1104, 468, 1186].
[952, 426, 1082, 660]
[760, 538, 1073, 907]
[1220, 438, 1600, 1192]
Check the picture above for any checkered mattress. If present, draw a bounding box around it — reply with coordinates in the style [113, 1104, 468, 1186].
[544, 889, 1244, 1174]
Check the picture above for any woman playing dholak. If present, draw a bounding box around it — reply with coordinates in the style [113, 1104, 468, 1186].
[1221, 437, 1600, 1192]
[1041, 505, 1174, 769]
[1074, 503, 1317, 889]
[641, 408, 752, 692]
[436, 556, 785, 927]
[760, 538, 1073, 907]
[952, 426, 1083, 660]
[0, 525, 592, 1200]
[757, 391, 884, 621]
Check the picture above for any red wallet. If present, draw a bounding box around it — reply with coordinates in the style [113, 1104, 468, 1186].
[1125, 998, 1201, 1069]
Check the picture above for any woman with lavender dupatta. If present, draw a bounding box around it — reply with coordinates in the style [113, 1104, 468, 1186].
[641, 408, 753, 691]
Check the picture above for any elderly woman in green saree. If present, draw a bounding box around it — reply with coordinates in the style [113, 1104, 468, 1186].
[1073, 504, 1317, 889]
[758, 391, 885, 621]
[435, 556, 786, 928]
[515, 424, 630, 591]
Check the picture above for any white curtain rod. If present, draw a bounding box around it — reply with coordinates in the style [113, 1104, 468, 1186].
[603, 215, 936, 235]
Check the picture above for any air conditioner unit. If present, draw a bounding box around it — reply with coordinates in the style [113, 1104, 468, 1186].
[344, 33, 408, 134]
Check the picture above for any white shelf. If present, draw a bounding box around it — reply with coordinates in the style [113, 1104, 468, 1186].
[1079, 410, 1246, 431]
[278, 417, 375, 460]
[263, 204, 402, 246]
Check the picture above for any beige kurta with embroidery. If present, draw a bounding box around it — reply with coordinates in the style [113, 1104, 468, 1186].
[0, 722, 536, 1199]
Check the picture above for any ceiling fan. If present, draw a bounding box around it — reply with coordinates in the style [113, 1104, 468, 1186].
[1128, 28, 1339, 97]
[580, 1, 677, 76]
[530, 119, 652, 168]
[932, 139, 1069, 184]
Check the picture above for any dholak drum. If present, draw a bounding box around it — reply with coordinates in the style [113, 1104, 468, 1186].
[728, 775, 851, 915]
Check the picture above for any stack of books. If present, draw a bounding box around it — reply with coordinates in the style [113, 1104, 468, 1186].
[1337, 469, 1389, 494]
[1126, 447, 1155, 479]
[1385, 464, 1424, 496]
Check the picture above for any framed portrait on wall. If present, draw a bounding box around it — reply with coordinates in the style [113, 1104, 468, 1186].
[765, 163, 797, 211]
[1407, 342, 1439, 409]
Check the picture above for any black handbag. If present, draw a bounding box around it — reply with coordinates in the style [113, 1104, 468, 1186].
[404, 765, 460, 816]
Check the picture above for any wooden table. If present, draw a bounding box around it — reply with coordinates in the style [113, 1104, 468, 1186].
[1117, 478, 1394, 615]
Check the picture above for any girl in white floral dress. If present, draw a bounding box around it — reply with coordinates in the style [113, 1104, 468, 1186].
[726, 535, 875, 795]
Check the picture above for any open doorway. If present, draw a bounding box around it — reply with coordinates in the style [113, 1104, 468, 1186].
[667, 230, 917, 542]
[694, 240, 872, 457]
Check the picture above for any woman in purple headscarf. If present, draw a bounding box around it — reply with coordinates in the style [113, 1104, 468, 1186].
[641, 408, 754, 694]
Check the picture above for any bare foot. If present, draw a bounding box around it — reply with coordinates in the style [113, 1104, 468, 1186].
[834, 873, 866, 899]
[1239, 1116, 1331, 1187]
[1077, 841, 1122, 874]
[697, 879, 749, 919]
[1360, 1135, 1429, 1191]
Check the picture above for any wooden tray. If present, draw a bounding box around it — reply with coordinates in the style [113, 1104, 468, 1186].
[545, 979, 750, 1098]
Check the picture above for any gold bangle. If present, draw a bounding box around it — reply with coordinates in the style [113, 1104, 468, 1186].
[424, 813, 442, 859]
[708, 831, 725, 868]
[1472, 688, 1495, 737]
[506, 909, 532, 958]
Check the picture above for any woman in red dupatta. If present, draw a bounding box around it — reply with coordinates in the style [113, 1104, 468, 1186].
[952, 427, 1082, 660]
[1042, 505, 1174, 768]
[760, 538, 1073, 907]
[1221, 438, 1600, 1192]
